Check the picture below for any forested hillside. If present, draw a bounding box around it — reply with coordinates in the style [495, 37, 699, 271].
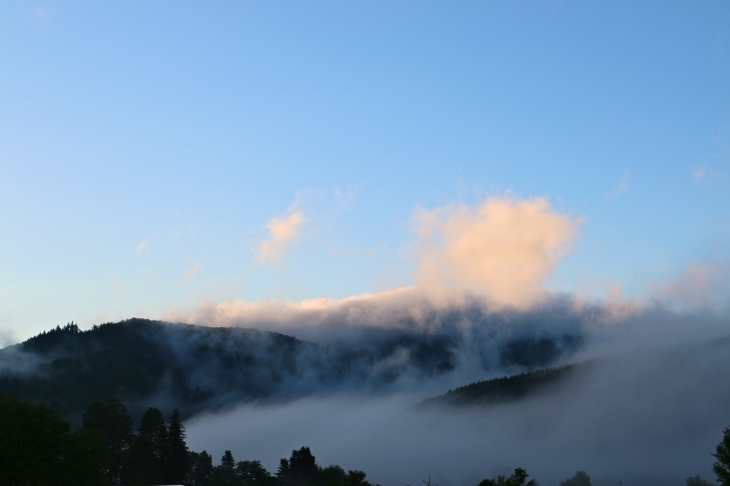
[0, 319, 305, 419]
[417, 363, 590, 408]
[0, 318, 581, 419]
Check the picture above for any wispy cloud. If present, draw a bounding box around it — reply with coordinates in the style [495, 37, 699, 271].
[606, 170, 631, 200]
[252, 186, 359, 266]
[136, 238, 149, 254]
[366, 244, 390, 258]
[692, 166, 706, 180]
[0, 328, 17, 348]
[254, 205, 307, 266]
[185, 261, 202, 281]
[257, 211, 306, 265]
[651, 262, 730, 311]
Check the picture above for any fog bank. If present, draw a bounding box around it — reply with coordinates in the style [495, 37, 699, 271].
[185, 311, 730, 486]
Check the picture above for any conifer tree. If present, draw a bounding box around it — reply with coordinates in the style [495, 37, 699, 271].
[166, 409, 190, 485]
[212, 450, 238, 486]
[221, 450, 235, 468]
[189, 450, 214, 486]
[278, 447, 320, 486]
[82, 398, 134, 484]
[128, 407, 168, 485]
[714, 426, 730, 486]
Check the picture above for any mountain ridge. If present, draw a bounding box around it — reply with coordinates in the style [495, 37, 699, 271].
[0, 317, 583, 420]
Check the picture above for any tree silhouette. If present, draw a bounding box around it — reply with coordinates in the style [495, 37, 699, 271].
[478, 468, 537, 486]
[347, 469, 372, 486]
[237, 459, 279, 486]
[278, 447, 320, 486]
[166, 409, 190, 484]
[3, 393, 383, 486]
[714, 426, 730, 486]
[277, 457, 291, 480]
[320, 465, 348, 486]
[212, 450, 238, 486]
[139, 407, 169, 462]
[188, 450, 214, 486]
[127, 407, 169, 485]
[686, 475, 713, 486]
[82, 398, 134, 484]
[559, 471, 591, 486]
[0, 393, 107, 486]
[318, 465, 375, 486]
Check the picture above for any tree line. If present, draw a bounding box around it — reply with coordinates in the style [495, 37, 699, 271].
[0, 393, 380, 486]
[2, 392, 730, 486]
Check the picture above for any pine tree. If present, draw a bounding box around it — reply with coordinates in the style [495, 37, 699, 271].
[189, 450, 214, 486]
[82, 398, 134, 484]
[166, 409, 190, 485]
[212, 450, 237, 486]
[237, 460, 278, 486]
[714, 426, 730, 486]
[128, 407, 168, 485]
[278, 447, 320, 486]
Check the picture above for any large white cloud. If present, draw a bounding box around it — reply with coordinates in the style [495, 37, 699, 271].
[413, 196, 581, 308]
[168, 196, 585, 330]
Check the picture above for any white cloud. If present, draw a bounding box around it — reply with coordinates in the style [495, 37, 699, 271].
[254, 210, 306, 265]
[692, 167, 706, 180]
[412, 196, 582, 308]
[251, 187, 359, 266]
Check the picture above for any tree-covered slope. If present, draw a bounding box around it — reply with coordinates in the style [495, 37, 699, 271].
[0, 317, 584, 419]
[0, 319, 306, 418]
[416, 362, 590, 409]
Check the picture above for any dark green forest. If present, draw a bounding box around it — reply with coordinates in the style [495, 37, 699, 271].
[1, 392, 726, 486]
[0, 320, 305, 419]
[417, 362, 591, 408]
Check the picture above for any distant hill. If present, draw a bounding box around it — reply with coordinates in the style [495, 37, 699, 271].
[416, 362, 590, 409]
[0, 318, 582, 420]
[0, 319, 306, 419]
[417, 335, 730, 409]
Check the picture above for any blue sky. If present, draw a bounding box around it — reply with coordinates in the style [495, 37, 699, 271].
[1, 1, 729, 340]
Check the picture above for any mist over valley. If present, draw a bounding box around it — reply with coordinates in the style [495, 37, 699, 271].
[2, 2, 730, 485]
[1, 295, 729, 485]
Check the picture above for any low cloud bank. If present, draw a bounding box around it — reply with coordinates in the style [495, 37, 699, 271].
[186, 324, 730, 486]
[165, 287, 595, 342]
[159, 291, 599, 405]
[171, 285, 730, 485]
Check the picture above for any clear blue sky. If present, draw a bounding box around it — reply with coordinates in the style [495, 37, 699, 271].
[1, 1, 729, 340]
